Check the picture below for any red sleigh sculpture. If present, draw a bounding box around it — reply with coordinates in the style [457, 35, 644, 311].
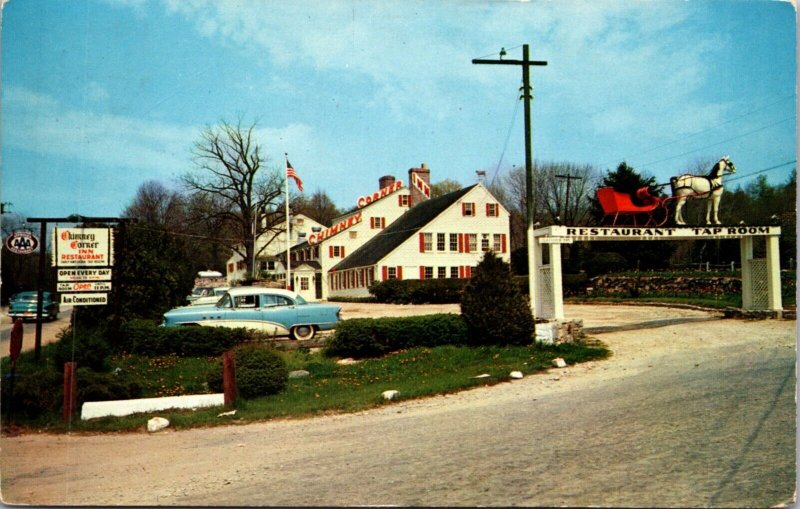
[596, 186, 672, 227]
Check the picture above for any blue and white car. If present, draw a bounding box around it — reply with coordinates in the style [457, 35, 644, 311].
[163, 287, 340, 340]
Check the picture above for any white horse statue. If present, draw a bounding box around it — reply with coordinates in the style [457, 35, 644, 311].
[670, 156, 736, 225]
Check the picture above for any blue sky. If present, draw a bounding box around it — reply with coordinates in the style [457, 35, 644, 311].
[1, 0, 796, 219]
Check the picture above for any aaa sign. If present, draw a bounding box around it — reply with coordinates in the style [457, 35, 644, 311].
[5, 231, 39, 255]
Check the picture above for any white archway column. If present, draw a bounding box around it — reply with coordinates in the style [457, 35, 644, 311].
[740, 236, 754, 309]
[765, 234, 783, 311]
[549, 242, 565, 320]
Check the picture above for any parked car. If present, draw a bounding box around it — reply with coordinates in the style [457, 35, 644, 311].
[189, 286, 230, 306]
[8, 291, 60, 321]
[163, 287, 341, 340]
[186, 286, 215, 304]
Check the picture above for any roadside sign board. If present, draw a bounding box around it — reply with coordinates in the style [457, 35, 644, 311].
[52, 228, 114, 267]
[57, 268, 112, 282]
[5, 231, 39, 255]
[57, 282, 112, 293]
[61, 293, 109, 306]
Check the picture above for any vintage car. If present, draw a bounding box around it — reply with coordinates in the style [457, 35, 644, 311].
[8, 291, 60, 321]
[163, 287, 340, 340]
[189, 286, 230, 306]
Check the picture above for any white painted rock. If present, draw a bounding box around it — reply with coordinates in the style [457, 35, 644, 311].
[147, 417, 170, 433]
[382, 390, 400, 401]
[217, 410, 237, 417]
[552, 357, 567, 368]
[289, 370, 310, 379]
[337, 358, 361, 365]
[472, 373, 491, 379]
[509, 371, 524, 379]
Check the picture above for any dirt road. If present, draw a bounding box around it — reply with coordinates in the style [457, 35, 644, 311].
[0, 304, 795, 506]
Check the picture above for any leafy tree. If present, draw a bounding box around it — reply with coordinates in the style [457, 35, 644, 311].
[460, 252, 534, 345]
[430, 178, 463, 198]
[294, 189, 341, 226]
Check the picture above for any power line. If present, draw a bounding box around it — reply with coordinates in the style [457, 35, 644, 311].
[599, 93, 795, 168]
[638, 116, 796, 169]
[490, 90, 522, 187]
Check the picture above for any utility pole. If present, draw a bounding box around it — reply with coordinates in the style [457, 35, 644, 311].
[473, 44, 547, 317]
[555, 174, 583, 225]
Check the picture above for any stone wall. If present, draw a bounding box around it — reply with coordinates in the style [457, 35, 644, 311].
[586, 275, 741, 297]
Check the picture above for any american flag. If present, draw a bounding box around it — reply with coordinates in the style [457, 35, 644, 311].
[286, 157, 303, 192]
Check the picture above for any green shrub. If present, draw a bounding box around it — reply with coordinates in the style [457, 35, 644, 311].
[207, 344, 288, 399]
[583, 251, 627, 277]
[324, 314, 467, 359]
[368, 278, 467, 304]
[1, 365, 62, 419]
[75, 367, 142, 405]
[118, 320, 251, 357]
[461, 252, 534, 346]
[53, 328, 112, 372]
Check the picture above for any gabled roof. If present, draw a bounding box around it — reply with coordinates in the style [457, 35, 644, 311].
[331, 184, 477, 271]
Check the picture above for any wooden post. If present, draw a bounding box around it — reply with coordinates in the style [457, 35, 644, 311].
[62, 362, 78, 421]
[222, 351, 237, 408]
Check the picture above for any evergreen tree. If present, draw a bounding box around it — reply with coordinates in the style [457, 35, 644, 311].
[460, 252, 534, 345]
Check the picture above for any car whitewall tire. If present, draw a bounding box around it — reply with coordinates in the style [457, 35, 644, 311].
[291, 325, 315, 341]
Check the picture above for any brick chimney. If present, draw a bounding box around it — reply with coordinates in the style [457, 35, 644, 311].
[408, 163, 431, 207]
[378, 175, 396, 191]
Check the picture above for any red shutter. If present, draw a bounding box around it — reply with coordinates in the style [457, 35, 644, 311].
[458, 234, 464, 253]
[458, 266, 464, 278]
[464, 234, 470, 253]
[466, 266, 472, 278]
[397, 266, 403, 280]
[485, 203, 490, 216]
[341, 247, 345, 258]
[419, 232, 426, 252]
[461, 202, 466, 216]
[501, 234, 507, 253]
[419, 266, 425, 280]
[329, 246, 334, 258]
[382, 266, 389, 281]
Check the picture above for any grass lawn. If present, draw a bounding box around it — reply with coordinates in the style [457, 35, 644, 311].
[6, 341, 608, 433]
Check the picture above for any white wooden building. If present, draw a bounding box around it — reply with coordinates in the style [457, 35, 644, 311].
[230, 163, 510, 301]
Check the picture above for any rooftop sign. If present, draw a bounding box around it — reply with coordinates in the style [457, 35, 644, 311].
[308, 212, 362, 245]
[357, 180, 404, 208]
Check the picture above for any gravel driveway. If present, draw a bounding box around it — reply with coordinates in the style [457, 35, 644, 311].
[0, 303, 795, 506]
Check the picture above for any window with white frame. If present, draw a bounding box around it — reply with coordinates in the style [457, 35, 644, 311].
[387, 267, 397, 279]
[300, 277, 309, 291]
[449, 233, 458, 251]
[486, 203, 499, 217]
[437, 233, 445, 251]
[423, 232, 433, 251]
[462, 202, 475, 216]
[468, 234, 478, 252]
[437, 266, 446, 278]
[481, 234, 490, 252]
[370, 217, 385, 229]
[450, 266, 459, 278]
[493, 234, 502, 252]
[424, 266, 434, 279]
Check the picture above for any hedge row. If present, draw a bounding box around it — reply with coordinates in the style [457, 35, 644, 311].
[324, 314, 468, 359]
[368, 278, 467, 304]
[117, 319, 252, 357]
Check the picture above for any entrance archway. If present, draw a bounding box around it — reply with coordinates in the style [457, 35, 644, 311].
[531, 225, 783, 320]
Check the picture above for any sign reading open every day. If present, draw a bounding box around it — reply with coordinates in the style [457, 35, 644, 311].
[57, 268, 112, 281]
[52, 227, 114, 267]
[57, 282, 112, 293]
[61, 293, 109, 306]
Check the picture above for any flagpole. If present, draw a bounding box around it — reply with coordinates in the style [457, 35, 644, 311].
[285, 153, 292, 291]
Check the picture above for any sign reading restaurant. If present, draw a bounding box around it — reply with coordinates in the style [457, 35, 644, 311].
[539, 225, 782, 242]
[52, 228, 114, 267]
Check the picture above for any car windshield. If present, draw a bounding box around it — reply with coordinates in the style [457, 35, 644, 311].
[15, 293, 40, 302]
[217, 294, 233, 308]
[295, 294, 308, 305]
[192, 287, 212, 296]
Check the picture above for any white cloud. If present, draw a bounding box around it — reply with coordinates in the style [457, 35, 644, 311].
[3, 86, 316, 179]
